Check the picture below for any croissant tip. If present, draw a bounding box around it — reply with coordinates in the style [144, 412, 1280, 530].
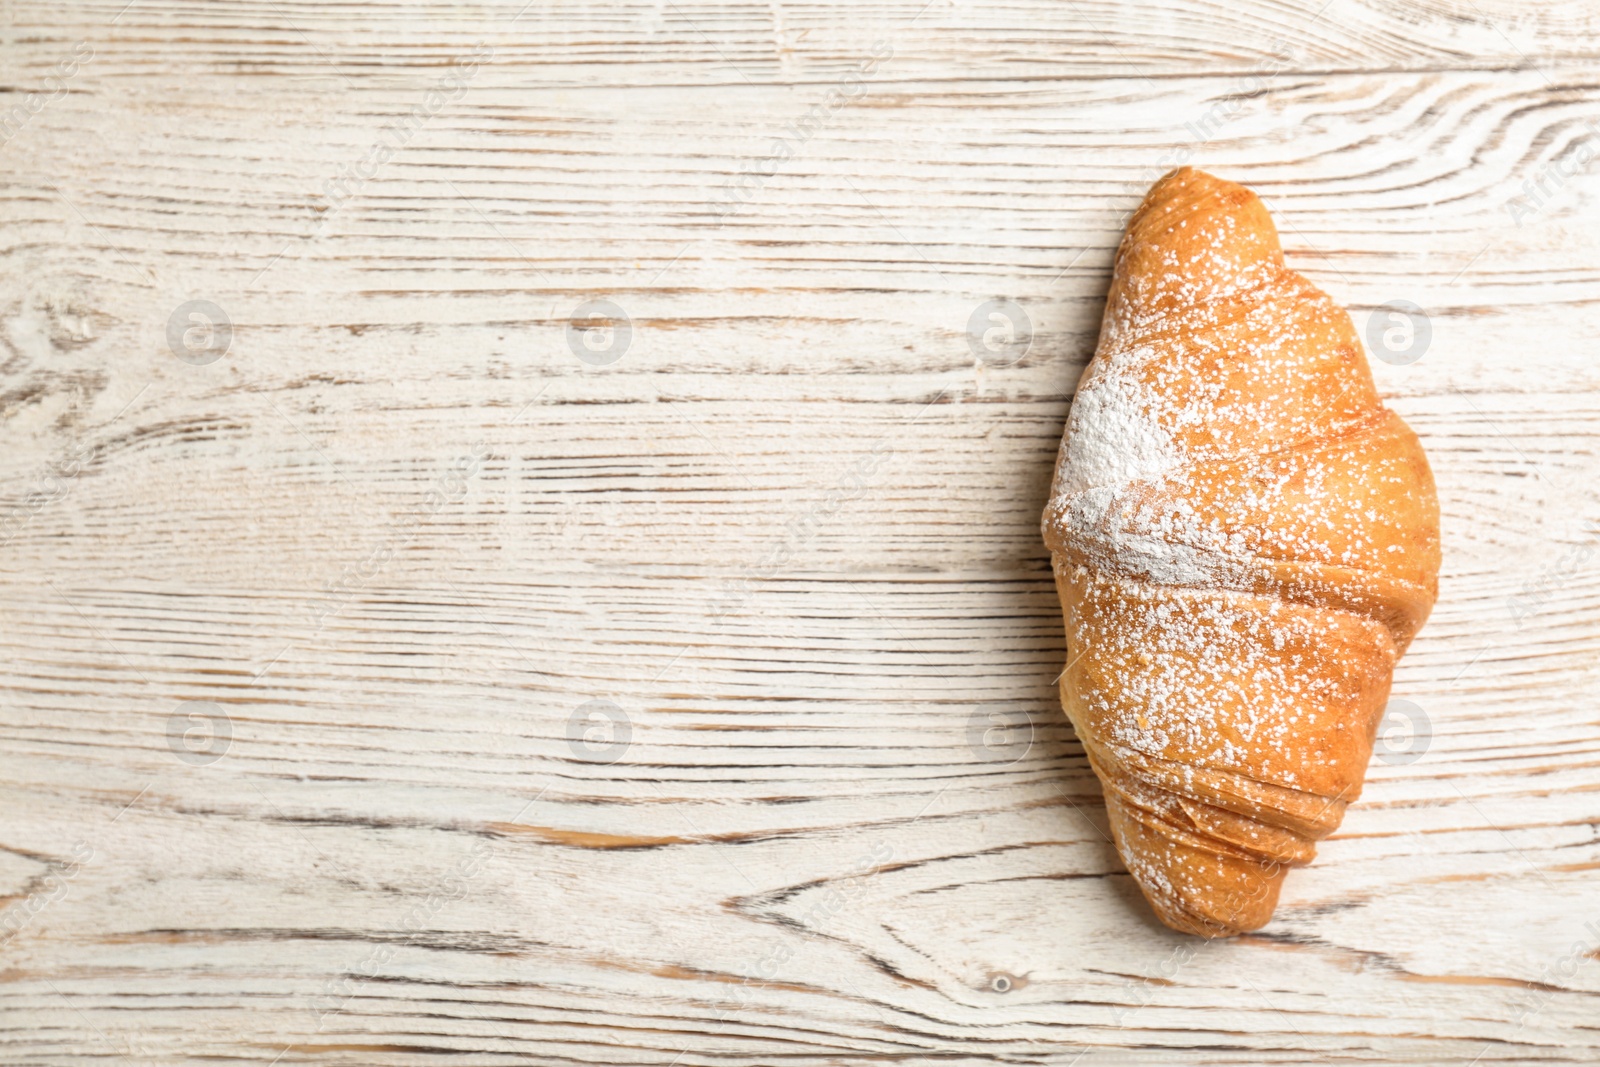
[1153, 164, 1236, 188]
[1138, 858, 1286, 939]
[1105, 789, 1291, 938]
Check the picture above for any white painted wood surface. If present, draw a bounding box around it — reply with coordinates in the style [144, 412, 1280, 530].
[2, 0, 1599, 1062]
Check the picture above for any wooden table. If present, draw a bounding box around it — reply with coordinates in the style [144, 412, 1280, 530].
[3, 1, 1598, 1062]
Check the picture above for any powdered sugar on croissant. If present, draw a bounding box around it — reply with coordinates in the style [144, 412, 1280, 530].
[1042, 168, 1440, 937]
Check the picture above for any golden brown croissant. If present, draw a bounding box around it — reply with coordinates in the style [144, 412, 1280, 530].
[1042, 167, 1440, 937]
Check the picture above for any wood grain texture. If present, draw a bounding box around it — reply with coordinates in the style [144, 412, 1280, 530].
[2, 0, 1598, 1063]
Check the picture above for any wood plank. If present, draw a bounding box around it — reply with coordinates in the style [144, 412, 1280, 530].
[3, 0, 1599, 1063]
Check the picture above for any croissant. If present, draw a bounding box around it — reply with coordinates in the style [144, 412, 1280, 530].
[1042, 167, 1440, 937]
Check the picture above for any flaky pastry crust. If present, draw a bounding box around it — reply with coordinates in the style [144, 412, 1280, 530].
[1043, 168, 1441, 937]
